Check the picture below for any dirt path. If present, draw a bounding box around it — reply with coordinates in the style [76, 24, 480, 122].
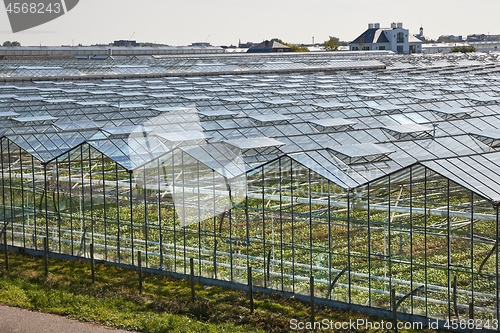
[0, 305, 137, 333]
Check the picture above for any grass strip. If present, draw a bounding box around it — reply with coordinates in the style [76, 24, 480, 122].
[0, 251, 439, 332]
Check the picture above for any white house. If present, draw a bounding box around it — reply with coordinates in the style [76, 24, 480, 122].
[350, 22, 422, 54]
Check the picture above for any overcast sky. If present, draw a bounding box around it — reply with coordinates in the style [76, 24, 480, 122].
[0, 0, 499, 46]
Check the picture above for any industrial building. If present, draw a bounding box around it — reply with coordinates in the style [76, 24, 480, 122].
[0, 45, 224, 60]
[247, 40, 292, 53]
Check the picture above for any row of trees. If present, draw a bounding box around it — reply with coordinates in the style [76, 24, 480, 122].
[2, 41, 21, 47]
[451, 45, 476, 53]
[272, 36, 343, 52]
[271, 38, 310, 52]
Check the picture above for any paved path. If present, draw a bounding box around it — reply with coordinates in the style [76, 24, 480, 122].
[0, 305, 137, 333]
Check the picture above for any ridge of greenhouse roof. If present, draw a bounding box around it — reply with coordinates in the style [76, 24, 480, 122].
[284, 149, 500, 201]
[422, 151, 500, 203]
[328, 143, 395, 165]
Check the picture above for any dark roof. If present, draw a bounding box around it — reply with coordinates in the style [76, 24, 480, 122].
[351, 28, 390, 44]
[247, 40, 292, 53]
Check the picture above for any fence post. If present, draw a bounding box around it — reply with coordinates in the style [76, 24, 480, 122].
[90, 243, 95, 283]
[453, 275, 459, 320]
[3, 229, 8, 271]
[159, 234, 163, 269]
[310, 275, 315, 323]
[248, 266, 254, 313]
[190, 258, 195, 301]
[137, 250, 142, 294]
[469, 302, 474, 333]
[44, 237, 49, 277]
[391, 288, 398, 333]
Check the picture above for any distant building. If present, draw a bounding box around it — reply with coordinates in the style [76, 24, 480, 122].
[413, 26, 431, 42]
[238, 41, 254, 48]
[437, 35, 463, 43]
[350, 22, 422, 54]
[468, 41, 500, 52]
[190, 42, 212, 47]
[421, 41, 500, 53]
[422, 43, 467, 54]
[0, 46, 224, 59]
[247, 40, 292, 53]
[467, 34, 487, 42]
[113, 40, 139, 47]
[467, 34, 500, 42]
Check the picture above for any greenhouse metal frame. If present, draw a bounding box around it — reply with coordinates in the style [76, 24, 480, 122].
[2, 51, 500, 330]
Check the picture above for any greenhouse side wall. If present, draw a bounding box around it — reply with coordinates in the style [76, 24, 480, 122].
[2, 142, 500, 330]
[1, 138, 48, 252]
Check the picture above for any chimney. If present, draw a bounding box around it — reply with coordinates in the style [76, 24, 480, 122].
[368, 23, 374, 29]
[374, 23, 380, 29]
[391, 22, 397, 29]
[397, 22, 403, 28]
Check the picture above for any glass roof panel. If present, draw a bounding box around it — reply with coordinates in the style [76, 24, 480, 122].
[423, 152, 500, 202]
[1, 51, 500, 192]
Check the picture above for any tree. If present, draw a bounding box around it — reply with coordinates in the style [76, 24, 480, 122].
[2, 41, 21, 47]
[288, 44, 310, 52]
[323, 36, 339, 51]
[451, 45, 476, 53]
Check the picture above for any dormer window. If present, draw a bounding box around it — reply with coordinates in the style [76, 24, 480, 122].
[397, 32, 404, 43]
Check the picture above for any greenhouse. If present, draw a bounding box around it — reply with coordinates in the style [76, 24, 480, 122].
[2, 51, 500, 328]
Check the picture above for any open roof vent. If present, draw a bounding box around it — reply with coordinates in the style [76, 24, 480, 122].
[429, 106, 472, 120]
[198, 109, 238, 120]
[466, 96, 500, 106]
[223, 136, 285, 155]
[248, 114, 293, 126]
[469, 129, 500, 148]
[308, 118, 357, 133]
[261, 98, 296, 106]
[367, 104, 404, 114]
[382, 123, 433, 140]
[100, 125, 150, 139]
[13, 115, 58, 124]
[310, 102, 345, 110]
[328, 143, 394, 165]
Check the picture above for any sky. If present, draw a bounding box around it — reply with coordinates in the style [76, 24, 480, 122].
[0, 0, 499, 47]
